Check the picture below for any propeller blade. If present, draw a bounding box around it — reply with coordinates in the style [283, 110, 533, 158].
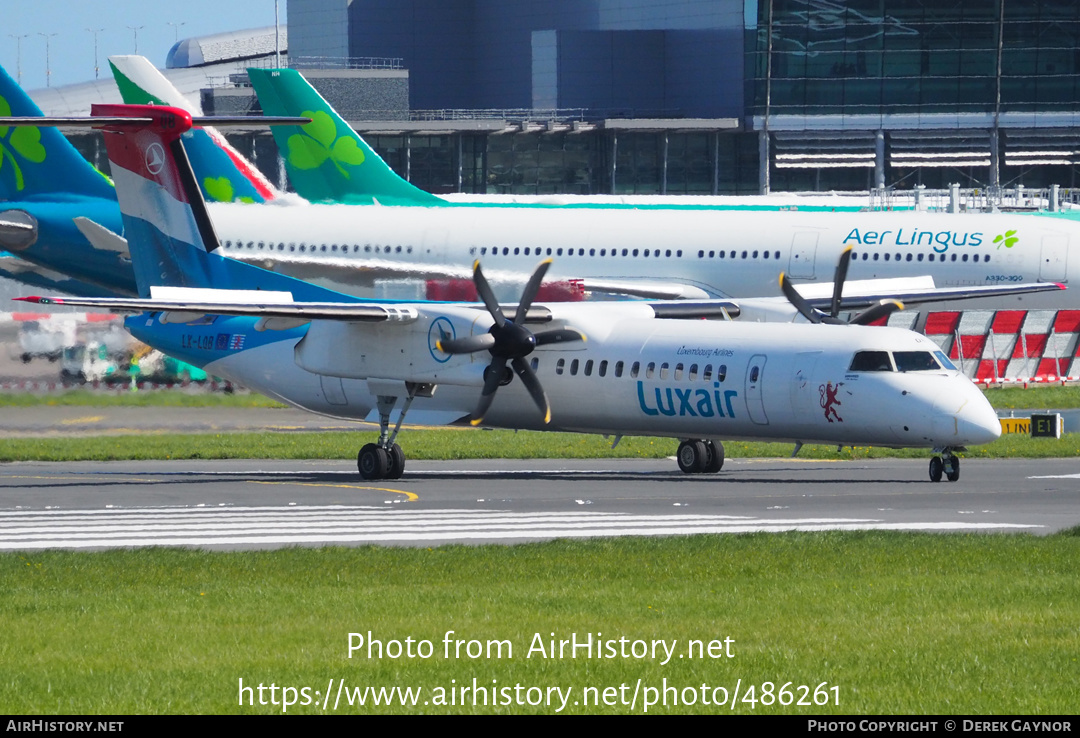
[473, 260, 506, 328]
[850, 299, 904, 325]
[514, 259, 553, 325]
[512, 357, 551, 424]
[830, 245, 853, 319]
[779, 273, 823, 324]
[437, 333, 496, 355]
[470, 358, 508, 426]
[534, 328, 586, 346]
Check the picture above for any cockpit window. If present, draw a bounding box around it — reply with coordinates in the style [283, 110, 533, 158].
[934, 351, 957, 371]
[849, 351, 893, 372]
[893, 351, 941, 372]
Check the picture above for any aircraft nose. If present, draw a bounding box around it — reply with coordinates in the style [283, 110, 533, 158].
[955, 401, 1002, 446]
[953, 383, 1002, 446]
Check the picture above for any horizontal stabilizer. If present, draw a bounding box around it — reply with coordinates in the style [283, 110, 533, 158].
[73, 217, 130, 258]
[14, 295, 418, 323]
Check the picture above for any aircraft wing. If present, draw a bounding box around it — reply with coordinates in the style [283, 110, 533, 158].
[802, 279, 1065, 310]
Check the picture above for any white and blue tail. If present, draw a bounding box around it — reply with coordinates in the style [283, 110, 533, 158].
[94, 104, 350, 302]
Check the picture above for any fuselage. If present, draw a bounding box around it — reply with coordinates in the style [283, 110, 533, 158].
[208, 205, 1080, 309]
[127, 302, 1001, 450]
[3, 199, 1079, 309]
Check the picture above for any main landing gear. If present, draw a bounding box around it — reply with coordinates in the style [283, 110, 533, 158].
[677, 439, 725, 474]
[928, 449, 961, 483]
[356, 382, 434, 481]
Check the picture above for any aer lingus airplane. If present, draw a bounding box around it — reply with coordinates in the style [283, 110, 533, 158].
[13, 105, 1002, 484]
[0, 58, 1072, 311]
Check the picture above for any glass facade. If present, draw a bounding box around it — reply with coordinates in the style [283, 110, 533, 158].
[750, 0, 1080, 117]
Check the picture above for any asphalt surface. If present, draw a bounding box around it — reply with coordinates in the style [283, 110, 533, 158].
[1, 456, 1077, 550]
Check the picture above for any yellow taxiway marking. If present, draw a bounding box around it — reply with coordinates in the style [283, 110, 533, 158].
[59, 415, 105, 425]
[250, 480, 418, 502]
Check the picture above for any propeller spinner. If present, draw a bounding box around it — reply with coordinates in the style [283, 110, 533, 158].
[779, 245, 904, 326]
[437, 260, 586, 425]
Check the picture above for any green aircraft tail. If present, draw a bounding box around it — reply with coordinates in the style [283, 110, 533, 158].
[247, 68, 444, 206]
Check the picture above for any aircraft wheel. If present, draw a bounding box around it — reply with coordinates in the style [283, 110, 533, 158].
[386, 444, 406, 480]
[703, 440, 724, 473]
[358, 443, 389, 480]
[677, 440, 708, 474]
[944, 455, 960, 483]
[929, 456, 943, 483]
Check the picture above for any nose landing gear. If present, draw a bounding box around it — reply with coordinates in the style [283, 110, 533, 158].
[929, 450, 960, 482]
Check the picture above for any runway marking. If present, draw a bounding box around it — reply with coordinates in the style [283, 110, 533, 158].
[1028, 473, 1080, 479]
[59, 415, 104, 425]
[250, 480, 419, 502]
[0, 505, 1043, 551]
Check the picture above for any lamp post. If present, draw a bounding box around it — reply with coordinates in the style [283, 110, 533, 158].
[86, 27, 105, 79]
[167, 22, 186, 43]
[38, 32, 58, 87]
[7, 34, 29, 85]
[126, 25, 145, 54]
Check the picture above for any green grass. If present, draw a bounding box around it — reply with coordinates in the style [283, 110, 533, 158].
[1, 532, 1077, 714]
[0, 427, 1078, 462]
[0, 389, 286, 408]
[981, 384, 1080, 410]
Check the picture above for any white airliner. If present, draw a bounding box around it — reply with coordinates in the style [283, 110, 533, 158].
[12, 105, 1002, 485]
[201, 204, 1074, 308]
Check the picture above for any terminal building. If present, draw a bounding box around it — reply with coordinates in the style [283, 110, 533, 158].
[33, 0, 1080, 198]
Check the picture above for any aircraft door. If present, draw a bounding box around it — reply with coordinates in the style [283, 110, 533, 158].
[791, 351, 822, 421]
[745, 354, 769, 425]
[1040, 236, 1068, 282]
[788, 232, 818, 279]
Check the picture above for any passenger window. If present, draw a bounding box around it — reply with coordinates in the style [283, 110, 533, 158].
[646, 362, 655, 379]
[849, 351, 893, 372]
[689, 364, 698, 380]
[659, 363, 669, 379]
[570, 359, 579, 376]
[584, 359, 593, 376]
[717, 365, 727, 382]
[674, 363, 683, 380]
[630, 361, 639, 378]
[703, 364, 713, 382]
[531, 358, 539, 371]
[750, 367, 759, 383]
[614, 361, 623, 378]
[556, 359, 565, 375]
[598, 360, 608, 377]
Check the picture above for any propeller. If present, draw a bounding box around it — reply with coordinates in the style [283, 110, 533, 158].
[437, 259, 586, 425]
[779, 245, 904, 326]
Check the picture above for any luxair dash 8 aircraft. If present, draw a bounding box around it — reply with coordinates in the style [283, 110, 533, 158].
[14, 105, 1002, 484]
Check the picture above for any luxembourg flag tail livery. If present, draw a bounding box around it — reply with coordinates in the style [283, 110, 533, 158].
[93, 103, 355, 303]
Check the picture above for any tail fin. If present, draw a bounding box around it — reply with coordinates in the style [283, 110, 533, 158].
[247, 67, 444, 206]
[0, 64, 115, 202]
[94, 103, 353, 303]
[108, 56, 280, 204]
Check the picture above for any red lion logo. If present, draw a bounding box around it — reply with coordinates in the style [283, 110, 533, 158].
[819, 381, 843, 423]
